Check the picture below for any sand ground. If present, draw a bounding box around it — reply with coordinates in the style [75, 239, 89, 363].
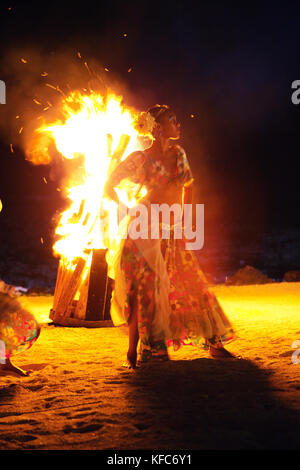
[0, 282, 299, 450]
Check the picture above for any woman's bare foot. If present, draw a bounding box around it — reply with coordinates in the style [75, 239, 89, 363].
[0, 359, 30, 377]
[123, 351, 138, 369]
[209, 346, 236, 359]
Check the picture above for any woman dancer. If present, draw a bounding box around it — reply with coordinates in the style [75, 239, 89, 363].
[105, 104, 235, 368]
[0, 292, 40, 376]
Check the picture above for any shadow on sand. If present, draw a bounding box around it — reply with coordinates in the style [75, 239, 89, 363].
[121, 357, 300, 449]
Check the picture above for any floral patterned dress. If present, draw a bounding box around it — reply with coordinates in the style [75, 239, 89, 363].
[0, 293, 40, 362]
[108, 144, 235, 363]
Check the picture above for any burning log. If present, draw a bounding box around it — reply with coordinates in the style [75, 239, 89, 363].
[73, 271, 90, 320]
[85, 249, 108, 321]
[52, 260, 65, 311]
[112, 134, 130, 163]
[50, 250, 113, 327]
[107, 133, 113, 157]
[51, 257, 86, 320]
[106, 134, 130, 178]
[29, 90, 141, 328]
[49, 133, 132, 326]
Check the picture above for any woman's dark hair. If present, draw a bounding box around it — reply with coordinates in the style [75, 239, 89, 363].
[147, 104, 170, 123]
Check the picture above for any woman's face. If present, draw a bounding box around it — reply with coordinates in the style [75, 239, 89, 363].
[158, 111, 181, 140]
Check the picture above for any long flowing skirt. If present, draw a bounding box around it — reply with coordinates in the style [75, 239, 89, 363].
[109, 233, 235, 363]
[0, 293, 40, 362]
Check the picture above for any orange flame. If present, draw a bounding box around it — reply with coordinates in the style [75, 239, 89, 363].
[27, 90, 148, 265]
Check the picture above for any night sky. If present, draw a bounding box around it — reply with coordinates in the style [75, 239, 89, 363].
[0, 0, 299, 278]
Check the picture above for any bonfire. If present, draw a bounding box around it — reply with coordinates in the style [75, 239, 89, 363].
[26, 89, 149, 325]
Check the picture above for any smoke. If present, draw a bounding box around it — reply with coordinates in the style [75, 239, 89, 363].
[0, 46, 154, 191]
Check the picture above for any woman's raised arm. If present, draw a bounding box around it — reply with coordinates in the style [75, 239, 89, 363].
[104, 151, 146, 203]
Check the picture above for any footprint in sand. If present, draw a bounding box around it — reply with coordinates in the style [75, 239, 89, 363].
[279, 351, 294, 357]
[12, 419, 39, 425]
[103, 379, 125, 385]
[134, 422, 152, 431]
[0, 412, 22, 419]
[44, 396, 56, 402]
[44, 397, 64, 408]
[62, 423, 103, 434]
[14, 434, 37, 442]
[65, 376, 81, 382]
[44, 397, 64, 404]
[23, 384, 44, 392]
[290, 383, 300, 390]
[66, 412, 94, 419]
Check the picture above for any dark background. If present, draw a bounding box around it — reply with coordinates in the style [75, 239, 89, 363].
[0, 0, 299, 287]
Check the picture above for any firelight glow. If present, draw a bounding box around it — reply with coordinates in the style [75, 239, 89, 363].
[28, 90, 147, 267]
